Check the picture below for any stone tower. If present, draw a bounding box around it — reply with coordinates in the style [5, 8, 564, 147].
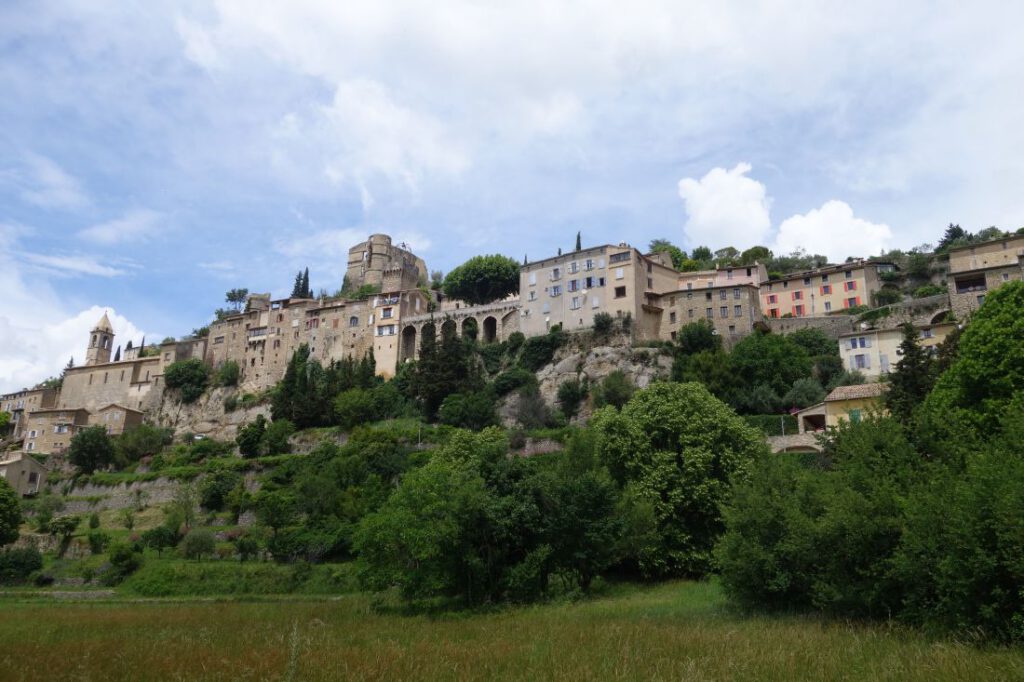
[85, 312, 115, 366]
[345, 233, 427, 293]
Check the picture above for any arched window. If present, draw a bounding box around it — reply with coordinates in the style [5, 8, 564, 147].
[349, 316, 359, 327]
[91, 334, 97, 348]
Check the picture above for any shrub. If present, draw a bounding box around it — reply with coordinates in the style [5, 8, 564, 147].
[439, 392, 497, 430]
[913, 284, 946, 298]
[115, 424, 172, 463]
[591, 371, 634, 410]
[493, 368, 534, 396]
[872, 288, 903, 307]
[675, 319, 720, 355]
[88, 512, 100, 529]
[215, 360, 240, 387]
[164, 358, 209, 403]
[557, 379, 587, 419]
[0, 479, 22, 545]
[782, 378, 826, 409]
[334, 388, 376, 431]
[104, 541, 143, 585]
[141, 524, 180, 557]
[88, 530, 110, 554]
[223, 394, 239, 412]
[236, 415, 267, 458]
[515, 385, 553, 430]
[181, 529, 217, 561]
[68, 426, 115, 474]
[506, 332, 525, 354]
[0, 547, 43, 585]
[235, 534, 260, 562]
[261, 419, 294, 455]
[519, 329, 565, 371]
[199, 469, 242, 511]
[593, 312, 614, 336]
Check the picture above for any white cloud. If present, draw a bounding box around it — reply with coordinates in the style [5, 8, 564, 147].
[773, 200, 893, 263]
[78, 209, 162, 245]
[0, 227, 147, 393]
[19, 253, 129, 278]
[19, 153, 89, 210]
[677, 163, 773, 250]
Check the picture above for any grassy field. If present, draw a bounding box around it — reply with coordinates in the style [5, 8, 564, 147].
[2, 581, 1022, 681]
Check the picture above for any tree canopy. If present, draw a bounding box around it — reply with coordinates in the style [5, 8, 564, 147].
[68, 426, 116, 474]
[0, 478, 21, 545]
[442, 255, 520, 305]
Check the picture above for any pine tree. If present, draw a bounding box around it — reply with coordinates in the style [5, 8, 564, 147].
[575, 231, 582, 251]
[302, 268, 310, 298]
[113, 346, 121, 362]
[886, 323, 934, 423]
[291, 271, 303, 298]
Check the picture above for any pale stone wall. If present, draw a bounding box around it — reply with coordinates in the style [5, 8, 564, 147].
[653, 284, 762, 345]
[767, 315, 857, 340]
[947, 235, 1024, 274]
[346, 233, 427, 291]
[761, 262, 893, 318]
[22, 409, 90, 455]
[948, 264, 1023, 319]
[59, 359, 162, 412]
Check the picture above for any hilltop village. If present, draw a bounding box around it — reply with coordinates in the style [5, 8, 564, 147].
[2, 229, 1023, 481]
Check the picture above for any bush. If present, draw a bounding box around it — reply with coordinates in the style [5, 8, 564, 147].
[116, 424, 172, 463]
[141, 524, 180, 557]
[103, 541, 144, 585]
[557, 379, 587, 419]
[236, 415, 267, 458]
[913, 284, 946, 298]
[493, 368, 535, 396]
[164, 358, 210, 404]
[223, 394, 239, 412]
[741, 414, 798, 437]
[0, 547, 43, 585]
[591, 371, 635, 410]
[334, 388, 376, 431]
[199, 469, 242, 511]
[181, 529, 217, 561]
[68, 426, 116, 474]
[519, 329, 565, 371]
[782, 378, 826, 409]
[593, 312, 614, 336]
[215, 360, 240, 387]
[506, 332, 525, 354]
[872, 288, 903, 307]
[261, 419, 294, 455]
[438, 392, 497, 430]
[88, 530, 110, 554]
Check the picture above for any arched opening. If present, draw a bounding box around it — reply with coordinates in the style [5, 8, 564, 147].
[461, 317, 479, 341]
[401, 325, 417, 361]
[930, 310, 951, 324]
[441, 319, 457, 340]
[482, 316, 497, 343]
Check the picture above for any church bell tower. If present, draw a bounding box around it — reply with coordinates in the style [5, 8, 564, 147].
[85, 312, 115, 366]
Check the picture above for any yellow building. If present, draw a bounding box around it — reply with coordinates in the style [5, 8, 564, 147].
[761, 261, 894, 318]
[795, 383, 887, 433]
[838, 323, 956, 378]
[23, 408, 91, 454]
[0, 453, 48, 497]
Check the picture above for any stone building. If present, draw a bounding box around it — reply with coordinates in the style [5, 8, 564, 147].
[23, 408, 90, 454]
[0, 387, 57, 439]
[519, 244, 678, 340]
[760, 260, 895, 318]
[0, 452, 48, 496]
[345, 234, 427, 292]
[677, 263, 768, 292]
[794, 382, 888, 433]
[946, 235, 1024, 318]
[648, 283, 763, 346]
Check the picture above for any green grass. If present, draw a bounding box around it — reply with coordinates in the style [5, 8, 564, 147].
[2, 581, 1022, 680]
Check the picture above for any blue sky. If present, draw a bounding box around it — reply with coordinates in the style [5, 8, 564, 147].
[2, 1, 1023, 391]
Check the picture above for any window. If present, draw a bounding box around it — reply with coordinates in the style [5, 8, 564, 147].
[551, 267, 561, 281]
[803, 277, 811, 286]
[727, 270, 734, 279]
[528, 291, 537, 301]
[550, 285, 562, 297]
[720, 306, 728, 318]
[30, 430, 37, 438]
[732, 288, 740, 299]
[615, 268, 625, 280]
[597, 258, 605, 268]
[381, 308, 393, 319]
[614, 286, 627, 298]
[592, 296, 600, 308]
[529, 272, 537, 285]
[570, 296, 581, 310]
[845, 270, 853, 279]
[792, 290, 803, 300]
[705, 307, 713, 318]
[706, 280, 714, 288]
[821, 284, 832, 295]
[542, 302, 551, 313]
[822, 274, 829, 283]
[728, 325, 736, 335]
[213, 336, 224, 344]
[646, 262, 653, 273]
[584, 259, 594, 270]
[849, 409, 863, 423]
[610, 252, 630, 264]
[853, 354, 869, 370]
[847, 297, 859, 308]
[844, 280, 857, 291]
[686, 282, 693, 290]
[568, 279, 579, 292]
[768, 294, 777, 304]
[824, 301, 832, 312]
[734, 305, 742, 317]
[719, 290, 727, 300]
[569, 261, 579, 273]
[1003, 273, 1010, 282]
[769, 308, 779, 318]
[376, 325, 397, 336]
[349, 316, 359, 327]
[793, 304, 805, 317]
[669, 311, 677, 323]
[920, 329, 934, 339]
[881, 354, 890, 373]
[647, 277, 653, 288]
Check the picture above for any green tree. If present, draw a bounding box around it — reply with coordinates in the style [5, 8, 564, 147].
[442, 255, 520, 305]
[591, 382, 767, 577]
[215, 360, 240, 387]
[255, 490, 296, 535]
[0, 479, 21, 545]
[782, 378, 826, 409]
[164, 358, 209, 404]
[675, 319, 721, 356]
[236, 414, 266, 458]
[729, 332, 812, 411]
[648, 239, 687, 270]
[556, 379, 587, 419]
[334, 388, 376, 430]
[260, 419, 294, 455]
[181, 528, 216, 561]
[885, 323, 934, 423]
[575, 231, 582, 251]
[919, 282, 1024, 438]
[48, 516, 81, 557]
[936, 223, 971, 253]
[690, 245, 713, 262]
[0, 411, 10, 437]
[225, 288, 249, 311]
[438, 391, 497, 430]
[68, 426, 116, 474]
[739, 245, 772, 265]
[115, 424, 171, 463]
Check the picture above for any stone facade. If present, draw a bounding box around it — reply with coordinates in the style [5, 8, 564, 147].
[677, 263, 767, 291]
[0, 388, 57, 439]
[23, 408, 90, 454]
[947, 236, 1024, 319]
[0, 452, 48, 496]
[761, 261, 894, 318]
[345, 233, 427, 292]
[648, 283, 762, 346]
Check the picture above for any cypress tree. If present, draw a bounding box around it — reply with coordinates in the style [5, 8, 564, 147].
[886, 323, 934, 423]
[302, 268, 311, 298]
[575, 231, 582, 251]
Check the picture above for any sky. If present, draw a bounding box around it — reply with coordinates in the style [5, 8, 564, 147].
[2, 1, 1023, 392]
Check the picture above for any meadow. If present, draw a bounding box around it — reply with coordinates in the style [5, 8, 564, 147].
[2, 581, 1023, 681]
